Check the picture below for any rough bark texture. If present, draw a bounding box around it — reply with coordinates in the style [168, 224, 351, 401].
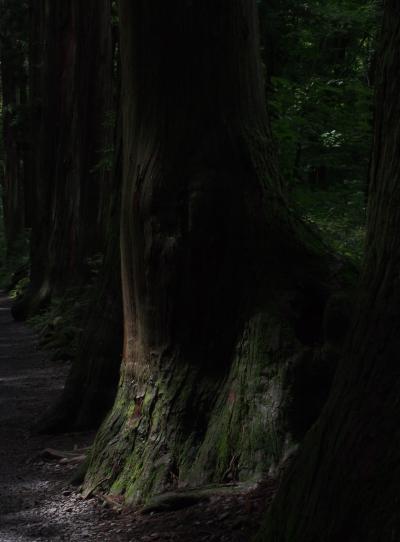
[37, 243, 123, 432]
[257, 4, 400, 542]
[7, 0, 124, 433]
[13, 0, 113, 320]
[39, 128, 124, 432]
[84, 0, 353, 504]
[0, 0, 28, 257]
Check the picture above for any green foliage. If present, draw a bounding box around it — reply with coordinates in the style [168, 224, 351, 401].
[27, 254, 104, 361]
[270, 75, 373, 186]
[260, 0, 380, 189]
[294, 180, 366, 263]
[0, 0, 29, 53]
[259, 0, 381, 262]
[9, 275, 29, 300]
[28, 290, 86, 361]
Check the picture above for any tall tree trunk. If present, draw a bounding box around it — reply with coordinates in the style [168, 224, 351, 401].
[257, 4, 400, 541]
[25, 0, 124, 432]
[0, 67, 25, 256]
[13, 0, 113, 320]
[39, 123, 124, 432]
[0, 0, 28, 258]
[84, 0, 352, 503]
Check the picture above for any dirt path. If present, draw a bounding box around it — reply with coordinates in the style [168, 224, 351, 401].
[0, 292, 100, 541]
[0, 292, 274, 541]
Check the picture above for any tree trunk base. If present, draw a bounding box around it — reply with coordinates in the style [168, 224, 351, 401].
[84, 307, 336, 504]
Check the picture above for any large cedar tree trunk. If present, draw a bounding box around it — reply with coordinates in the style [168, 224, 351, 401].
[40, 126, 124, 432]
[9, 0, 124, 433]
[0, 1, 28, 257]
[257, 4, 400, 541]
[84, 0, 352, 503]
[29, 1, 124, 432]
[13, 0, 113, 320]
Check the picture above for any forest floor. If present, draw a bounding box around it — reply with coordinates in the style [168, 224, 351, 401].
[0, 292, 275, 541]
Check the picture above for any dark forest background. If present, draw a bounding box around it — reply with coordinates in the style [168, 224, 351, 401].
[0, 0, 380, 287]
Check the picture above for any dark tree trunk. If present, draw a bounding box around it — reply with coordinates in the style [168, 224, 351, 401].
[27, 1, 124, 432]
[257, 4, 400, 541]
[84, 0, 352, 504]
[39, 124, 124, 432]
[38, 233, 123, 432]
[13, 0, 113, 320]
[0, 67, 25, 256]
[0, 0, 28, 258]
